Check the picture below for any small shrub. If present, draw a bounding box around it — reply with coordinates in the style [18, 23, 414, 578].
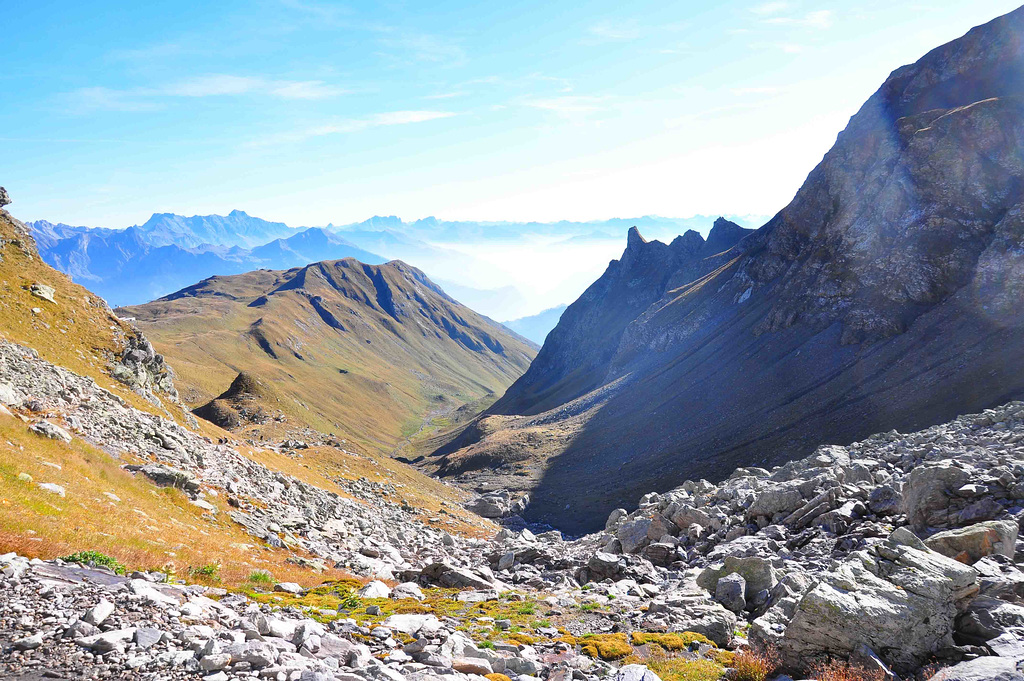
[535, 619, 552, 629]
[807, 660, 887, 681]
[623, 646, 723, 681]
[732, 646, 780, 681]
[708, 648, 735, 666]
[579, 633, 633, 660]
[188, 563, 221, 582]
[631, 631, 716, 651]
[580, 602, 601, 612]
[517, 603, 536, 615]
[478, 640, 496, 650]
[246, 569, 274, 585]
[61, 550, 125, 575]
[506, 632, 538, 645]
[333, 586, 360, 610]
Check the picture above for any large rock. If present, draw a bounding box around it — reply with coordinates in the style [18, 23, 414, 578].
[902, 464, 971, 530]
[755, 531, 978, 674]
[617, 517, 652, 554]
[614, 665, 663, 681]
[957, 596, 1024, 643]
[129, 463, 201, 493]
[697, 555, 778, 595]
[926, 520, 1018, 564]
[382, 614, 443, 636]
[645, 582, 737, 647]
[715, 573, 747, 614]
[747, 484, 804, 519]
[930, 656, 1024, 680]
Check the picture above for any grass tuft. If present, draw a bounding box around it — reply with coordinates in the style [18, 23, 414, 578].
[61, 550, 126, 574]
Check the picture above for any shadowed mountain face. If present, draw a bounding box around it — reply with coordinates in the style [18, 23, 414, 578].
[432, 7, 1024, 534]
[120, 258, 536, 449]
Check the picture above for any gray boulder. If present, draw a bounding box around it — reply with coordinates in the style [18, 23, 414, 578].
[715, 573, 747, 614]
[902, 464, 971, 530]
[957, 596, 1024, 643]
[698, 554, 778, 595]
[617, 517, 652, 554]
[755, 531, 978, 674]
[614, 665, 662, 681]
[747, 483, 804, 519]
[930, 657, 1024, 680]
[926, 520, 1018, 564]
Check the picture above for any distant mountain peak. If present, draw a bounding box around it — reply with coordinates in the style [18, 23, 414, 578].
[625, 225, 647, 250]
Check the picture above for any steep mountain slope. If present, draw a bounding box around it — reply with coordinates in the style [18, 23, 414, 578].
[120, 259, 536, 451]
[433, 7, 1024, 534]
[501, 304, 568, 345]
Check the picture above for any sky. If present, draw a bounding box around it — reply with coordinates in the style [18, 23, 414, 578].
[2, 0, 1022, 229]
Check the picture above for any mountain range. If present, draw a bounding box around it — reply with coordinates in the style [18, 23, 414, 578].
[429, 6, 1024, 534]
[27, 212, 759, 318]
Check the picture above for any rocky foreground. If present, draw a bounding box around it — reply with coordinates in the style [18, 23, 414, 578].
[5, 396, 1024, 680]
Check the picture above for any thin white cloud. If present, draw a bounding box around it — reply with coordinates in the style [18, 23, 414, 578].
[66, 87, 162, 113]
[522, 96, 612, 118]
[376, 31, 466, 66]
[764, 10, 834, 29]
[252, 110, 457, 146]
[164, 75, 347, 99]
[63, 74, 347, 112]
[424, 91, 468, 100]
[751, 1, 792, 16]
[586, 21, 642, 42]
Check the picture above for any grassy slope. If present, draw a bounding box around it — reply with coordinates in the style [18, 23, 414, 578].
[0, 210, 188, 423]
[0, 208, 494, 584]
[121, 259, 536, 453]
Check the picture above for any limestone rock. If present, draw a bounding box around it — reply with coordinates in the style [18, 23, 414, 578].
[926, 520, 1018, 564]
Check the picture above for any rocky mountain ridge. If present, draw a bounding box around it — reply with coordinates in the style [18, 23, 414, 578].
[433, 5, 1024, 535]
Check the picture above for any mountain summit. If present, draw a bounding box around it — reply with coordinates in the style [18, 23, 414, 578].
[120, 257, 536, 448]
[432, 6, 1024, 533]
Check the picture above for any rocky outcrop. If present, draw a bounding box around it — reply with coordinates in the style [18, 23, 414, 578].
[110, 327, 182, 406]
[434, 5, 1024, 535]
[465, 490, 529, 519]
[192, 370, 281, 430]
[757, 529, 979, 674]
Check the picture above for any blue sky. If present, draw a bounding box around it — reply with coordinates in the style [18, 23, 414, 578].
[2, 0, 1021, 228]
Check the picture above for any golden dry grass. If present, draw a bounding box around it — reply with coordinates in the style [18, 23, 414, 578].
[237, 442, 495, 539]
[0, 416, 352, 587]
[0, 211, 190, 425]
